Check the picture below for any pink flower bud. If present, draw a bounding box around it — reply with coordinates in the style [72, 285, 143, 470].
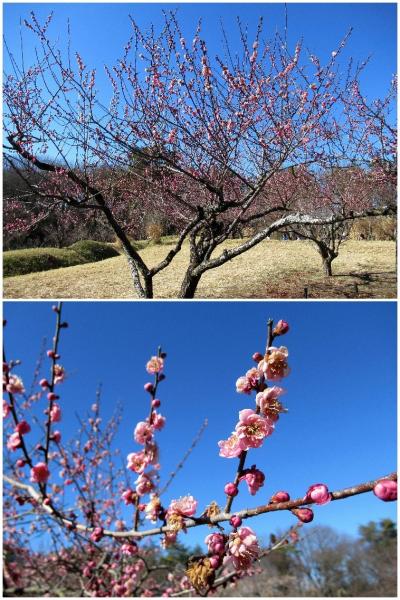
[52, 430, 62, 443]
[373, 479, 397, 502]
[30, 462, 50, 484]
[230, 515, 242, 528]
[252, 352, 264, 363]
[15, 420, 31, 435]
[224, 482, 238, 497]
[90, 526, 104, 542]
[209, 555, 221, 569]
[291, 507, 314, 523]
[47, 350, 56, 359]
[39, 379, 49, 388]
[16, 459, 26, 468]
[144, 383, 154, 393]
[304, 483, 331, 505]
[270, 491, 290, 503]
[47, 392, 59, 401]
[273, 320, 290, 336]
[152, 398, 161, 408]
[43, 497, 51, 506]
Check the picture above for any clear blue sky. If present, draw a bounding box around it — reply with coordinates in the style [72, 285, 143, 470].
[3, 300, 397, 548]
[3, 3, 397, 103]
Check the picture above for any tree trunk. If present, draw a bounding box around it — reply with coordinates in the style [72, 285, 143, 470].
[322, 256, 334, 276]
[179, 271, 202, 298]
[317, 243, 337, 277]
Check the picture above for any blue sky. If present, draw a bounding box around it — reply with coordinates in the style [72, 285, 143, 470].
[3, 3, 396, 103]
[3, 300, 397, 548]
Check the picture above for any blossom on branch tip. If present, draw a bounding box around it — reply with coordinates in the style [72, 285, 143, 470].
[273, 320, 290, 336]
[30, 462, 50, 483]
[235, 409, 274, 450]
[373, 479, 397, 502]
[146, 356, 164, 374]
[304, 483, 331, 505]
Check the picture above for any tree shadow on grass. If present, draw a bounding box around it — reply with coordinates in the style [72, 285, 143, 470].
[305, 270, 397, 299]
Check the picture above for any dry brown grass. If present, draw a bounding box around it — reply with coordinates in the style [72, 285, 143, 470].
[3, 240, 396, 299]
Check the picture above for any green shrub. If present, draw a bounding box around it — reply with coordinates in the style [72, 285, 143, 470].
[3, 241, 119, 278]
[68, 240, 119, 261]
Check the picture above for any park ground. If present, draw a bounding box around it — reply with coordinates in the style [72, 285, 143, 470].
[3, 240, 396, 300]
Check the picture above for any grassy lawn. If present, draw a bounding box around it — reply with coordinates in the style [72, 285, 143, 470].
[3, 240, 396, 299]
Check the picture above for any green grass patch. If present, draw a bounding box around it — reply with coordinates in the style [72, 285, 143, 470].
[3, 241, 120, 278]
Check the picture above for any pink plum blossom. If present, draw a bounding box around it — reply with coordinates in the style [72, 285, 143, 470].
[259, 347, 290, 381]
[15, 420, 31, 435]
[218, 432, 243, 458]
[152, 412, 166, 431]
[127, 450, 150, 473]
[53, 364, 65, 384]
[224, 482, 238, 496]
[236, 368, 263, 394]
[90, 526, 104, 542]
[135, 472, 155, 496]
[270, 491, 290, 503]
[373, 479, 397, 502]
[50, 403, 62, 422]
[304, 483, 331, 505]
[273, 320, 290, 336]
[235, 409, 274, 450]
[204, 532, 226, 555]
[256, 386, 286, 421]
[30, 462, 50, 484]
[121, 489, 137, 505]
[5, 375, 25, 395]
[167, 495, 198, 517]
[121, 543, 138, 556]
[7, 432, 22, 452]
[227, 527, 260, 570]
[134, 421, 154, 444]
[292, 507, 314, 523]
[239, 466, 265, 495]
[146, 356, 164, 374]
